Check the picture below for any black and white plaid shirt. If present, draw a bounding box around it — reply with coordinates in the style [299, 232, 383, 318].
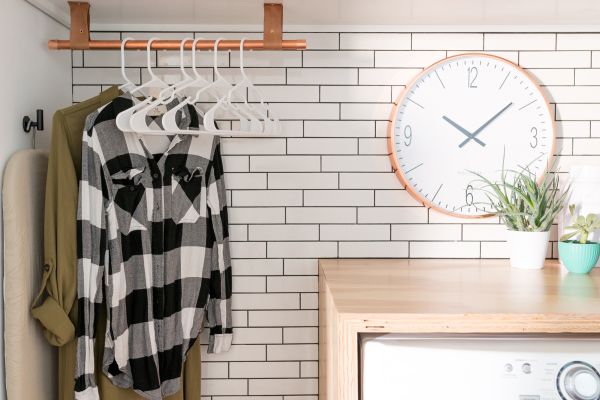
[75, 95, 232, 400]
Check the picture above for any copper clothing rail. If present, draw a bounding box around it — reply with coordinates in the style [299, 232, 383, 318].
[48, 2, 307, 51]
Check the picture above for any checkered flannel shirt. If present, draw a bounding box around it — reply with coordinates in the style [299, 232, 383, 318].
[75, 95, 232, 400]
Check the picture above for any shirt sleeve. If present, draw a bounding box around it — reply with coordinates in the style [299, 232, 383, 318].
[74, 128, 108, 400]
[31, 111, 78, 346]
[206, 138, 233, 354]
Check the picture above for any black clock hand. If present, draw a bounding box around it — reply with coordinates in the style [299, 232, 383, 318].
[459, 102, 513, 148]
[442, 116, 486, 147]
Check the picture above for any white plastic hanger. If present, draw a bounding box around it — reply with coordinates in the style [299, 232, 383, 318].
[222, 38, 281, 135]
[129, 37, 195, 134]
[202, 38, 257, 134]
[118, 37, 137, 93]
[116, 37, 169, 133]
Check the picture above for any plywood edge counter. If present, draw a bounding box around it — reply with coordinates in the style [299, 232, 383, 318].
[318, 259, 600, 400]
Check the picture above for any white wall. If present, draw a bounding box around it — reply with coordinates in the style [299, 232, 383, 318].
[75, 29, 600, 398]
[0, 0, 71, 398]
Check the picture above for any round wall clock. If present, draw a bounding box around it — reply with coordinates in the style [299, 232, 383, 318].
[388, 53, 555, 218]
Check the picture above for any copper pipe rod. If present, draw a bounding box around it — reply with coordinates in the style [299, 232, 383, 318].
[48, 39, 306, 51]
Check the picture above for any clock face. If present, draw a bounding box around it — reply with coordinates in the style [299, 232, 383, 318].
[388, 53, 555, 218]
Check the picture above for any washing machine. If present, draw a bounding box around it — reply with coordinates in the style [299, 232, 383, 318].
[361, 334, 600, 400]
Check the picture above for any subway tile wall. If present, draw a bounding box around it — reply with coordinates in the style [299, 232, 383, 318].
[72, 30, 600, 399]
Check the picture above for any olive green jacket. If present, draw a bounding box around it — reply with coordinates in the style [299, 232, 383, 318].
[31, 86, 201, 400]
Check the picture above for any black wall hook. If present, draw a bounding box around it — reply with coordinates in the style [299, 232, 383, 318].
[23, 109, 44, 133]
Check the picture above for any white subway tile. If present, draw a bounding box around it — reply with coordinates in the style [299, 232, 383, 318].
[73, 85, 102, 102]
[557, 121, 590, 138]
[223, 156, 249, 173]
[573, 138, 600, 155]
[556, 104, 600, 121]
[375, 190, 421, 206]
[248, 85, 319, 103]
[267, 241, 338, 258]
[303, 50, 374, 67]
[322, 155, 391, 172]
[320, 224, 390, 241]
[202, 379, 247, 396]
[233, 293, 300, 310]
[224, 173, 267, 189]
[73, 68, 140, 85]
[233, 311, 248, 327]
[304, 190, 373, 206]
[284, 259, 319, 276]
[85, 49, 152, 68]
[249, 310, 318, 327]
[359, 68, 422, 85]
[232, 259, 283, 276]
[285, 32, 339, 50]
[480, 241, 509, 258]
[222, 67, 287, 85]
[269, 103, 339, 120]
[375, 51, 446, 67]
[288, 138, 358, 154]
[304, 121, 374, 138]
[230, 362, 299, 378]
[341, 103, 393, 120]
[528, 69, 574, 86]
[340, 33, 411, 50]
[286, 207, 356, 223]
[556, 138, 573, 155]
[544, 86, 600, 103]
[250, 156, 321, 172]
[228, 207, 285, 224]
[280, 121, 304, 138]
[202, 345, 266, 362]
[485, 34, 556, 50]
[301, 293, 318, 309]
[267, 344, 318, 361]
[592, 122, 600, 137]
[230, 242, 267, 260]
[321, 85, 391, 103]
[575, 69, 600, 85]
[301, 361, 319, 378]
[268, 173, 338, 189]
[201, 362, 229, 378]
[519, 51, 591, 68]
[287, 68, 358, 85]
[249, 225, 319, 241]
[229, 225, 248, 242]
[358, 207, 428, 223]
[412, 33, 483, 50]
[233, 327, 283, 344]
[557, 34, 600, 50]
[392, 224, 461, 241]
[593, 52, 600, 68]
[340, 173, 402, 189]
[267, 276, 318, 292]
[231, 51, 302, 67]
[338, 241, 408, 258]
[462, 224, 507, 241]
[410, 242, 481, 258]
[232, 190, 302, 207]
[249, 378, 317, 395]
[72, 51, 83, 67]
[157, 50, 228, 68]
[233, 276, 266, 292]
[283, 327, 319, 344]
[222, 138, 286, 155]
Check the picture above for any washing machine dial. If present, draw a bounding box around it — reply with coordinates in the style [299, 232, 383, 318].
[557, 361, 600, 400]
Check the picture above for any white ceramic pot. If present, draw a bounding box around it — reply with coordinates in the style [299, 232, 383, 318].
[506, 230, 551, 269]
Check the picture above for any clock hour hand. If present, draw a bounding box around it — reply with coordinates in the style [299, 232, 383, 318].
[442, 116, 486, 147]
[459, 102, 513, 148]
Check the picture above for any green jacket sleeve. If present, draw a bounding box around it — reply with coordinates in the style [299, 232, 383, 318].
[31, 110, 78, 346]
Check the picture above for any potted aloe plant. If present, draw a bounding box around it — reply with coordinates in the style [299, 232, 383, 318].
[559, 205, 600, 274]
[471, 164, 569, 269]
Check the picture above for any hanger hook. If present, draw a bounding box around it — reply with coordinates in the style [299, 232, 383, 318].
[180, 37, 193, 78]
[192, 37, 204, 79]
[121, 37, 135, 84]
[239, 37, 248, 78]
[213, 38, 223, 78]
[147, 37, 159, 79]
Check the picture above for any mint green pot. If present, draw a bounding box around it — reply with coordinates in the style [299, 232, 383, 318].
[558, 241, 600, 274]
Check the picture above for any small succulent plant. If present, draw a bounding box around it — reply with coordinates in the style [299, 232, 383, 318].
[560, 204, 600, 244]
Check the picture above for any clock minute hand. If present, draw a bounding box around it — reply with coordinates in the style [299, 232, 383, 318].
[459, 102, 513, 148]
[442, 116, 486, 147]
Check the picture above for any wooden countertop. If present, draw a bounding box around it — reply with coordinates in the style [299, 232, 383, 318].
[320, 259, 600, 317]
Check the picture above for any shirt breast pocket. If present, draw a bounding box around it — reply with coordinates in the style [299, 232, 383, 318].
[110, 167, 148, 234]
[171, 166, 204, 224]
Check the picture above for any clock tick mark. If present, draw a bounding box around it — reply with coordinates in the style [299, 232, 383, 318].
[434, 70, 446, 89]
[405, 163, 424, 174]
[499, 72, 510, 89]
[407, 98, 425, 109]
[431, 184, 444, 202]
